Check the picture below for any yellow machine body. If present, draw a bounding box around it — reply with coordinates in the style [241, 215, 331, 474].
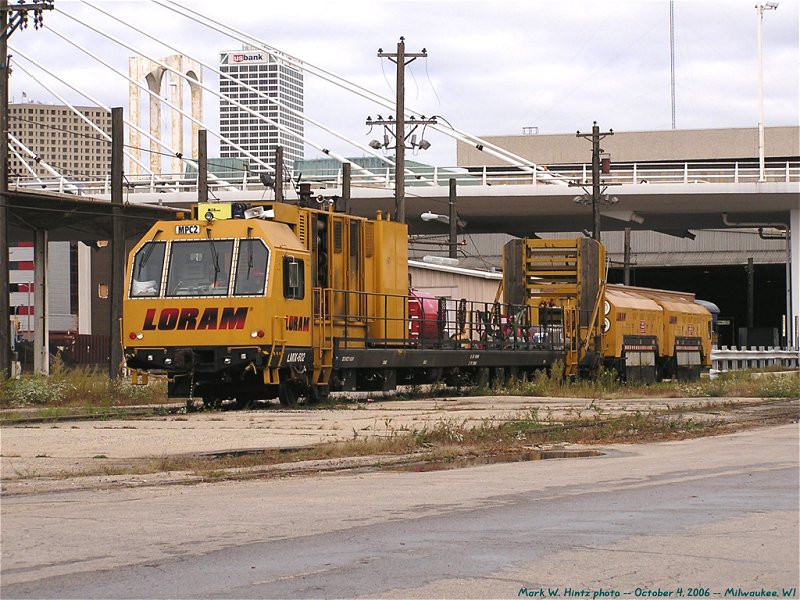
[123, 201, 408, 404]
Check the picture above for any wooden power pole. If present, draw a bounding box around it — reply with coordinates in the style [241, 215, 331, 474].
[0, 0, 53, 377]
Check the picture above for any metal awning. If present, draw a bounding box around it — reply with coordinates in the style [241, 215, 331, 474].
[7, 188, 183, 243]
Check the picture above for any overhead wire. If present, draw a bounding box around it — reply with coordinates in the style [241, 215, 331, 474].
[151, 0, 565, 182]
[44, 16, 272, 181]
[54, 6, 384, 185]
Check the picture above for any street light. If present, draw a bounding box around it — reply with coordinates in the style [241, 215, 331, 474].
[421, 211, 450, 224]
[420, 210, 466, 229]
[419, 178, 465, 260]
[756, 2, 778, 182]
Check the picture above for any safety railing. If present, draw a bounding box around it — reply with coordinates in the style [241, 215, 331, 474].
[323, 288, 565, 352]
[11, 159, 798, 197]
[710, 346, 800, 372]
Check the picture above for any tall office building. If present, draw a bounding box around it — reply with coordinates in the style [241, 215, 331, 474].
[219, 46, 304, 172]
[8, 102, 111, 182]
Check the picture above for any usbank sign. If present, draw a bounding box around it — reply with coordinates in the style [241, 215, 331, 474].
[231, 53, 265, 63]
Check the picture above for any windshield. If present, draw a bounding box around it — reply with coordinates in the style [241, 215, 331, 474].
[166, 240, 234, 297]
[130, 241, 166, 297]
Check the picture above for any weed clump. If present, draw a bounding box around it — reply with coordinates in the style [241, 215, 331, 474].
[0, 356, 167, 408]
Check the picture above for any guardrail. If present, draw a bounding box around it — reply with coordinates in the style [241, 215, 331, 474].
[711, 346, 800, 372]
[11, 159, 799, 196]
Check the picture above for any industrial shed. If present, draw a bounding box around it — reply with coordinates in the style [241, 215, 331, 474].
[408, 259, 502, 305]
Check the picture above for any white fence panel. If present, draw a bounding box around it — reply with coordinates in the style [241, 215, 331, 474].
[711, 346, 800, 372]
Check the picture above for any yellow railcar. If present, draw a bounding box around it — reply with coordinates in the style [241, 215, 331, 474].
[610, 285, 712, 380]
[504, 237, 712, 382]
[125, 201, 408, 406]
[601, 287, 664, 383]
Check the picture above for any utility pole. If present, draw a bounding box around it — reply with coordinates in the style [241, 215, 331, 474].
[669, 0, 676, 130]
[756, 2, 778, 182]
[575, 122, 615, 242]
[0, 0, 53, 377]
[109, 107, 124, 379]
[372, 38, 433, 224]
[274, 146, 283, 203]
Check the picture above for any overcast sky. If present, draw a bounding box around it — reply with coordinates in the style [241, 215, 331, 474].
[8, 0, 799, 167]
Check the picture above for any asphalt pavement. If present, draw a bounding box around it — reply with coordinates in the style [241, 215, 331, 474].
[2, 424, 797, 599]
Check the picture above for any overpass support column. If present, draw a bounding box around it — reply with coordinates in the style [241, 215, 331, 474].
[33, 228, 48, 374]
[791, 209, 799, 347]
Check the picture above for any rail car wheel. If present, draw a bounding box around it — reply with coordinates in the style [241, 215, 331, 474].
[308, 384, 330, 404]
[278, 380, 299, 407]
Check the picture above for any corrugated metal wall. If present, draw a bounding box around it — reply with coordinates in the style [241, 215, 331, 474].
[412, 229, 786, 270]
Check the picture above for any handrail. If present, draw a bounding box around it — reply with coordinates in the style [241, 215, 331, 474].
[10, 159, 799, 196]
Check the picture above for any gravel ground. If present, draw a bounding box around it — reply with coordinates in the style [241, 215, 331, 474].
[0, 394, 784, 485]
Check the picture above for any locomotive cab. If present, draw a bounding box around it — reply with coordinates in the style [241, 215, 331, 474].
[125, 203, 316, 406]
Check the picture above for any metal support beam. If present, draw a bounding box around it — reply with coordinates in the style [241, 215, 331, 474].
[791, 208, 799, 347]
[110, 107, 124, 378]
[449, 178, 458, 259]
[32, 227, 48, 374]
[746, 257, 754, 330]
[623, 227, 631, 285]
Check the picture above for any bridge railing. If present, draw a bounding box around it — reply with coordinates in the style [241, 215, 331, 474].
[711, 346, 800, 372]
[10, 159, 800, 196]
[299, 159, 800, 188]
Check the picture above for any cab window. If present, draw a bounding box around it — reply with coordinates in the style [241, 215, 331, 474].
[166, 240, 233, 296]
[283, 257, 305, 299]
[130, 241, 166, 297]
[234, 239, 269, 296]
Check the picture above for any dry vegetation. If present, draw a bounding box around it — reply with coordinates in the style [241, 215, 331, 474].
[10, 397, 796, 483]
